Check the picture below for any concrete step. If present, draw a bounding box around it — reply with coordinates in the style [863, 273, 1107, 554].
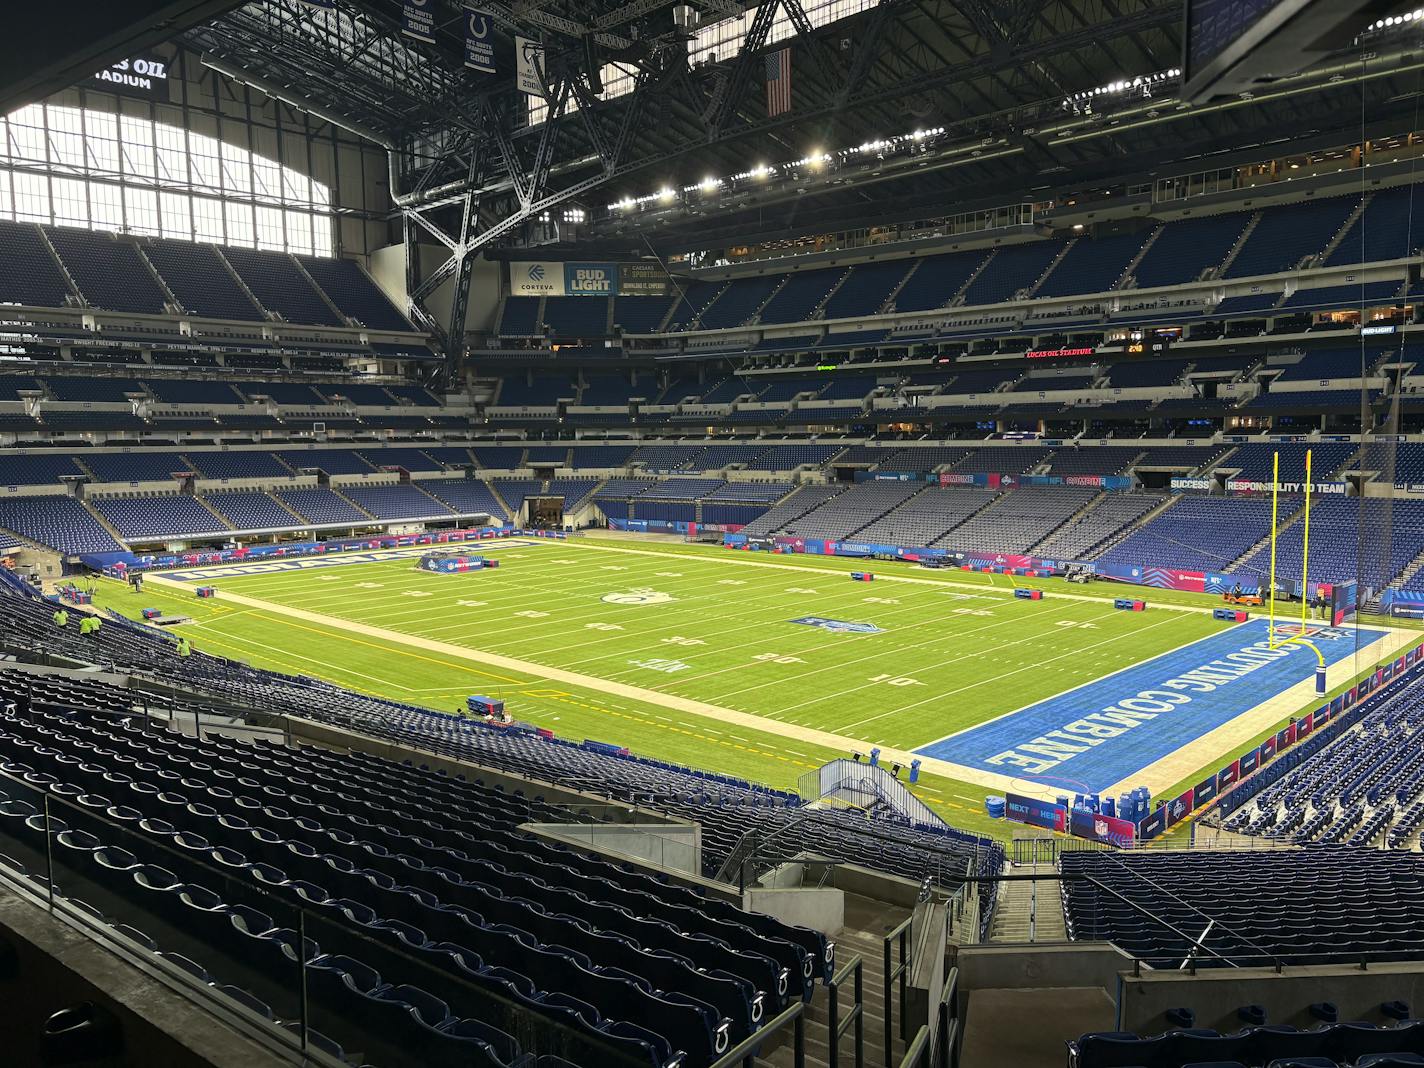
[989, 864, 1065, 943]
[756, 895, 912, 1068]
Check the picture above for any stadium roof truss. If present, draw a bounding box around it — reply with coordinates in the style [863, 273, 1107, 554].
[177, 0, 1424, 361]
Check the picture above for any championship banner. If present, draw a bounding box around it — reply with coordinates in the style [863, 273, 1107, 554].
[1005, 793, 1067, 833]
[463, 7, 496, 73]
[402, 0, 437, 43]
[619, 262, 674, 296]
[516, 36, 546, 96]
[510, 261, 563, 295]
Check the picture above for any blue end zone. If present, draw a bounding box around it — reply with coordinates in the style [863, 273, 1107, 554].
[916, 619, 1388, 792]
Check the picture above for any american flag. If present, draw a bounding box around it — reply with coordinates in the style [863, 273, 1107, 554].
[765, 48, 791, 117]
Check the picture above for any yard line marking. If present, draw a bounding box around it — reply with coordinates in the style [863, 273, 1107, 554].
[142, 572, 1033, 796]
[562, 537, 1219, 614]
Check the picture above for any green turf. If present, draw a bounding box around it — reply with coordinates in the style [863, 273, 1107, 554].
[90, 534, 1404, 844]
[196, 537, 1229, 749]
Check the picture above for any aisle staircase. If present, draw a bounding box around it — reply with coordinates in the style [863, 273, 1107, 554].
[987, 863, 1065, 943]
[759, 895, 911, 1068]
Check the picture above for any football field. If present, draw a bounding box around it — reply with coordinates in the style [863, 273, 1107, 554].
[96, 534, 1410, 840]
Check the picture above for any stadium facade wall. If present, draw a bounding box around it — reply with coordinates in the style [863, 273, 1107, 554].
[44, 53, 389, 259]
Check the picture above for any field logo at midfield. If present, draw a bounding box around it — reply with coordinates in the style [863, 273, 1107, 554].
[790, 616, 885, 635]
[601, 588, 675, 605]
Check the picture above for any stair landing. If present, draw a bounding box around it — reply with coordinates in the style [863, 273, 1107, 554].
[959, 987, 1114, 1068]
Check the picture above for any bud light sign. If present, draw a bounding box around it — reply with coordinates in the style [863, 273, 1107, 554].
[565, 262, 617, 295]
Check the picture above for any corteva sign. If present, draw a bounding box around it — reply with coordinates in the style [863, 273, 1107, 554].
[509, 261, 624, 296]
[510, 261, 563, 295]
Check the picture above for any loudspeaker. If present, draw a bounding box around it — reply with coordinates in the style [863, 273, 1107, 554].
[583, 34, 603, 95]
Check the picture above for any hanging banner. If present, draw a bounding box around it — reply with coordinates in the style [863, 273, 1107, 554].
[401, 0, 437, 43]
[463, 7, 496, 73]
[565, 262, 618, 296]
[516, 36, 547, 97]
[510, 261, 564, 296]
[620, 263, 675, 296]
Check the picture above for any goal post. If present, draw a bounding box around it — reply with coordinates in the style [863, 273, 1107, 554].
[1267, 447, 1328, 693]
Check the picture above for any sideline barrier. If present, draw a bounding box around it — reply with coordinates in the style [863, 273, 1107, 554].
[1136, 642, 1424, 840]
[418, 553, 499, 573]
[86, 525, 509, 575]
[1214, 607, 1249, 622]
[195, 586, 216, 598]
[1114, 598, 1145, 611]
[1013, 588, 1042, 600]
[850, 572, 874, 582]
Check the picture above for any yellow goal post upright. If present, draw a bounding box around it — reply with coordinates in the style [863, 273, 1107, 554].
[1266, 449, 1328, 695]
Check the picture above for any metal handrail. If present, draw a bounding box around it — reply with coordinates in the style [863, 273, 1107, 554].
[938, 1018, 960, 1068]
[1080, 841, 1289, 969]
[967, 870, 1275, 971]
[828, 954, 865, 1068]
[884, 915, 913, 1066]
[899, 1025, 931, 1068]
[709, 998, 806, 1068]
[936, 967, 960, 1068]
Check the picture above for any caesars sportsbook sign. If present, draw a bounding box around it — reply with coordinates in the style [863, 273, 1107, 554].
[509, 261, 672, 297]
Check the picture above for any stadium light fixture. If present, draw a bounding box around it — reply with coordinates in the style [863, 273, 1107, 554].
[600, 123, 952, 219]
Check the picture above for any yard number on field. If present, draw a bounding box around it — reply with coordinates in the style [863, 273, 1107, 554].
[870, 673, 925, 687]
[754, 652, 805, 664]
